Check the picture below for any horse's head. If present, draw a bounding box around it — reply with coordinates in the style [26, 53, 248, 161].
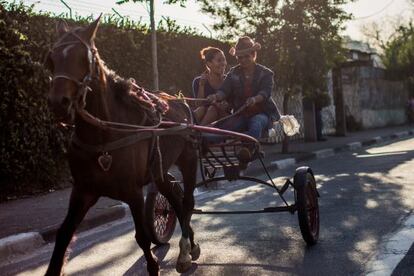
[46, 16, 101, 122]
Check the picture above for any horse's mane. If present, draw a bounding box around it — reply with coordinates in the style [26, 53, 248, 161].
[93, 50, 190, 124]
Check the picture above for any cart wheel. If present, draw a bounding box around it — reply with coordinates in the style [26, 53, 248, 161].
[294, 169, 319, 245]
[145, 191, 177, 245]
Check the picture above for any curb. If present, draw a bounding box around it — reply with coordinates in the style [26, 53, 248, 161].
[0, 204, 127, 260]
[0, 232, 44, 260]
[271, 158, 295, 170]
[245, 128, 414, 176]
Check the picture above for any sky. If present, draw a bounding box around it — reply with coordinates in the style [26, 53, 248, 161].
[13, 0, 414, 41]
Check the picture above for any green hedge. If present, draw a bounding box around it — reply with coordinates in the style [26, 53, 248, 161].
[4, 2, 233, 93]
[0, 1, 232, 200]
[0, 3, 68, 200]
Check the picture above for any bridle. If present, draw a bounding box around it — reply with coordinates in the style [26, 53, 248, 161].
[51, 30, 97, 111]
[50, 30, 166, 132]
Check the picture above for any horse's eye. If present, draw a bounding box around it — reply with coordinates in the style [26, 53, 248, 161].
[46, 75, 53, 89]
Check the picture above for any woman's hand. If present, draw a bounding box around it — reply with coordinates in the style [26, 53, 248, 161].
[199, 69, 210, 85]
[207, 93, 218, 103]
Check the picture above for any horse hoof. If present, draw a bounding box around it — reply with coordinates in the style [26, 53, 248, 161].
[190, 243, 200, 261]
[176, 260, 192, 273]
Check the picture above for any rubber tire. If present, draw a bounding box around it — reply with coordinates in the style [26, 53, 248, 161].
[145, 191, 177, 245]
[295, 171, 319, 246]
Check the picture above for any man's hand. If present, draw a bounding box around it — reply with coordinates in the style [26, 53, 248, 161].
[246, 97, 256, 107]
[217, 101, 229, 111]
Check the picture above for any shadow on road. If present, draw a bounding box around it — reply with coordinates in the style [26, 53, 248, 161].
[9, 139, 414, 275]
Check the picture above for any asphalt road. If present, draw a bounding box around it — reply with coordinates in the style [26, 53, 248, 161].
[2, 137, 414, 276]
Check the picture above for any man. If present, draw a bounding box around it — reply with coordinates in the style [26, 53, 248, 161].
[208, 36, 280, 137]
[208, 36, 280, 163]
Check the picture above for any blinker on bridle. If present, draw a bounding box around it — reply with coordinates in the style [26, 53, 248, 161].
[50, 30, 98, 109]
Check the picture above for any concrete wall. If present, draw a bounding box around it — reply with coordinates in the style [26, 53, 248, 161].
[322, 70, 337, 135]
[341, 66, 408, 129]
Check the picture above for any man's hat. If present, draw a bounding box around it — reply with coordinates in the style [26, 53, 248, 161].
[229, 36, 261, 56]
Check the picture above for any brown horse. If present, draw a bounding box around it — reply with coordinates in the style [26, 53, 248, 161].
[45, 17, 200, 275]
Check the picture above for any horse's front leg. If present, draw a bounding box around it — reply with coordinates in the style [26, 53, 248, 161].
[127, 189, 159, 276]
[176, 152, 199, 273]
[45, 187, 98, 276]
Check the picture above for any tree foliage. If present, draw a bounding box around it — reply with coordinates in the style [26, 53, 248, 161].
[199, 0, 352, 152]
[116, 0, 189, 90]
[199, 0, 352, 104]
[383, 22, 414, 83]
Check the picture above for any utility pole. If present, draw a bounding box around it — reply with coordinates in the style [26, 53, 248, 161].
[150, 0, 159, 91]
[60, 0, 72, 19]
[332, 66, 347, 136]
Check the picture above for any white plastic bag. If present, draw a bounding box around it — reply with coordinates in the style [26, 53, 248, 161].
[278, 115, 300, 136]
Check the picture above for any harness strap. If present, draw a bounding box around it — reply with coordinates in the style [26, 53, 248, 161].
[71, 125, 192, 153]
[72, 132, 151, 153]
[147, 135, 165, 184]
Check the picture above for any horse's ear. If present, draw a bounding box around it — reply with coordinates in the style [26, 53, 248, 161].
[56, 20, 69, 36]
[83, 14, 102, 42]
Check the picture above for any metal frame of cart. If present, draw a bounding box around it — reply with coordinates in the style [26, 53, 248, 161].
[144, 125, 320, 247]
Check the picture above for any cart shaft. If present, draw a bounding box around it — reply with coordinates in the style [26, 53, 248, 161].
[192, 205, 296, 215]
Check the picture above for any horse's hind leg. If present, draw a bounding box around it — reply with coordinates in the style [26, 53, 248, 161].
[156, 175, 200, 264]
[45, 187, 98, 276]
[127, 190, 159, 276]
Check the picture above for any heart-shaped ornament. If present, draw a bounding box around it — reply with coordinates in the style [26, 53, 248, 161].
[98, 152, 112, 172]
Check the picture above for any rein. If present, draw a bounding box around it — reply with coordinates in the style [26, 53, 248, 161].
[210, 104, 248, 126]
[76, 108, 163, 133]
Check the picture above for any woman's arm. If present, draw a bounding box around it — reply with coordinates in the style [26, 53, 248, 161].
[191, 78, 199, 98]
[198, 78, 206, 99]
[214, 69, 233, 101]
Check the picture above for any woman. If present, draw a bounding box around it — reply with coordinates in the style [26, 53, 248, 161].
[192, 46, 229, 125]
[208, 36, 280, 139]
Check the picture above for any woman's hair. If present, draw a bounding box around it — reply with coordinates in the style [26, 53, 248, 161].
[200, 47, 223, 63]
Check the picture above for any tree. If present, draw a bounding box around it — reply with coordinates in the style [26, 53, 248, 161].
[116, 0, 187, 91]
[361, 2, 414, 90]
[382, 22, 414, 91]
[199, 0, 352, 152]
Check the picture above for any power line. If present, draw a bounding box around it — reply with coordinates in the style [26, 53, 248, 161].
[28, 0, 207, 27]
[15, 0, 210, 34]
[352, 0, 396, 20]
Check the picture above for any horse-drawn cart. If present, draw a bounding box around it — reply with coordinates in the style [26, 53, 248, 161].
[45, 17, 319, 275]
[145, 123, 320, 246]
